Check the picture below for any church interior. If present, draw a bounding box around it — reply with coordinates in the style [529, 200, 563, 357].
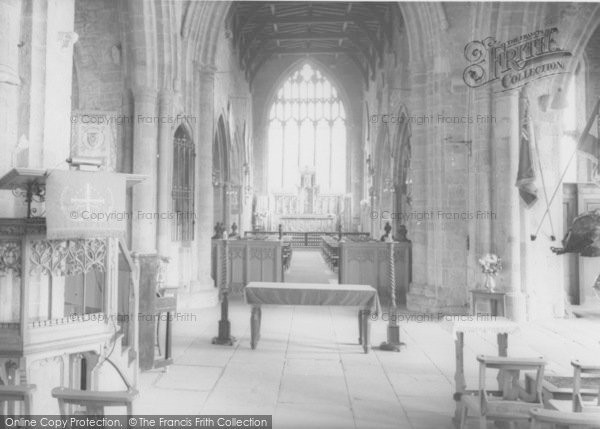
[2, 0, 600, 427]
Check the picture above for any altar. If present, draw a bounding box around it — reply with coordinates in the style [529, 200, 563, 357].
[268, 169, 345, 231]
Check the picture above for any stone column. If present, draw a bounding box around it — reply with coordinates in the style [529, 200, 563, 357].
[0, 0, 20, 172]
[350, 122, 363, 231]
[405, 63, 434, 311]
[491, 91, 526, 321]
[192, 65, 216, 292]
[0, 0, 20, 217]
[42, 0, 77, 170]
[157, 90, 174, 257]
[131, 86, 159, 254]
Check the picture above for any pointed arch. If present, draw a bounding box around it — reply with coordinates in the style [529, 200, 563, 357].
[172, 124, 195, 241]
[213, 114, 230, 225]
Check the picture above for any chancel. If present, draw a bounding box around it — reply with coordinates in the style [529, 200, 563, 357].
[2, 0, 600, 427]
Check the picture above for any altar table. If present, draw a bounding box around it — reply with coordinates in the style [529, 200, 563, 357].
[244, 282, 381, 353]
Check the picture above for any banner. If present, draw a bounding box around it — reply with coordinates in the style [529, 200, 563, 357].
[45, 170, 126, 239]
[515, 91, 538, 208]
[577, 99, 600, 164]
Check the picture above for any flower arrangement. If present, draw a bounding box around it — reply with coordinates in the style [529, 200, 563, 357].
[478, 253, 503, 276]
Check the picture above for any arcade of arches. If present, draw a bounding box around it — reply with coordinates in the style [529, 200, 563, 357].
[2, 0, 600, 421]
[51, 0, 598, 321]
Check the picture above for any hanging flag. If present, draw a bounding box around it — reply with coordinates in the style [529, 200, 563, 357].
[577, 99, 600, 163]
[516, 90, 538, 207]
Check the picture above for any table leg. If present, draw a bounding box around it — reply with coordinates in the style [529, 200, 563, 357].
[250, 305, 261, 350]
[497, 333, 508, 356]
[258, 307, 262, 342]
[453, 332, 466, 426]
[361, 310, 371, 354]
[496, 333, 508, 393]
[358, 310, 363, 345]
[165, 311, 172, 360]
[491, 300, 498, 317]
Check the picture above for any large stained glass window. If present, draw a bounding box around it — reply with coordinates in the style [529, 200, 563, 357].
[268, 63, 346, 193]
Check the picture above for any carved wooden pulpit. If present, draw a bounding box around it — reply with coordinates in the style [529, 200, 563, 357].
[0, 168, 143, 414]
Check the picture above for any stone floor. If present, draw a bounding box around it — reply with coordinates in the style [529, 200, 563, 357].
[135, 250, 600, 429]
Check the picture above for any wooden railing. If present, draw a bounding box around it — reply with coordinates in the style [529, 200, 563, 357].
[118, 238, 139, 367]
[244, 231, 370, 248]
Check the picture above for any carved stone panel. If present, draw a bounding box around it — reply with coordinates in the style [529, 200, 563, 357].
[0, 240, 21, 277]
[29, 238, 107, 277]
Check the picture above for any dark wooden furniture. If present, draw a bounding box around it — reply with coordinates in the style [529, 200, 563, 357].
[320, 236, 339, 270]
[244, 281, 380, 353]
[459, 355, 546, 429]
[0, 169, 142, 414]
[281, 238, 293, 271]
[52, 387, 138, 415]
[139, 256, 176, 371]
[0, 384, 36, 415]
[244, 231, 370, 248]
[470, 289, 506, 317]
[212, 239, 284, 295]
[338, 240, 411, 306]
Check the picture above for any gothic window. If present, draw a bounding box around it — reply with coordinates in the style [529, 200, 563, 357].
[172, 126, 195, 242]
[268, 63, 346, 193]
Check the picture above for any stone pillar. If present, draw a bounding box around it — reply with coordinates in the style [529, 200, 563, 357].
[491, 91, 526, 321]
[350, 122, 363, 231]
[223, 183, 231, 230]
[132, 86, 159, 254]
[405, 64, 435, 311]
[192, 65, 216, 293]
[0, 0, 20, 174]
[0, 0, 21, 217]
[42, 0, 77, 169]
[157, 90, 174, 257]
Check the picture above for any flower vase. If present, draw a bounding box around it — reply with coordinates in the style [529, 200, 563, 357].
[483, 273, 496, 292]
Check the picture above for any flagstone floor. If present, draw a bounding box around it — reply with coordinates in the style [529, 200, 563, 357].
[135, 250, 600, 429]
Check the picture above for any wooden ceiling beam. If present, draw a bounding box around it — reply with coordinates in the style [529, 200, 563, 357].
[233, 5, 268, 48]
[239, 17, 383, 69]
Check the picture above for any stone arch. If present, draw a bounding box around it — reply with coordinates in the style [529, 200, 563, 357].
[374, 122, 392, 233]
[259, 58, 354, 128]
[391, 105, 412, 230]
[213, 114, 230, 225]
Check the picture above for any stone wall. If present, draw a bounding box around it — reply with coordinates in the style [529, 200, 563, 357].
[362, 3, 600, 319]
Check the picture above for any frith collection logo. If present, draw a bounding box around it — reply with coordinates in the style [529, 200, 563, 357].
[463, 28, 572, 91]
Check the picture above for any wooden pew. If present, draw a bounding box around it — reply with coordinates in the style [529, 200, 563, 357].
[338, 240, 411, 306]
[0, 384, 36, 415]
[52, 387, 138, 416]
[212, 239, 284, 295]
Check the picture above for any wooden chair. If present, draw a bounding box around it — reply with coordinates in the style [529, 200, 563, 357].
[0, 384, 36, 415]
[572, 360, 600, 413]
[530, 407, 600, 428]
[459, 355, 546, 429]
[52, 387, 138, 416]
